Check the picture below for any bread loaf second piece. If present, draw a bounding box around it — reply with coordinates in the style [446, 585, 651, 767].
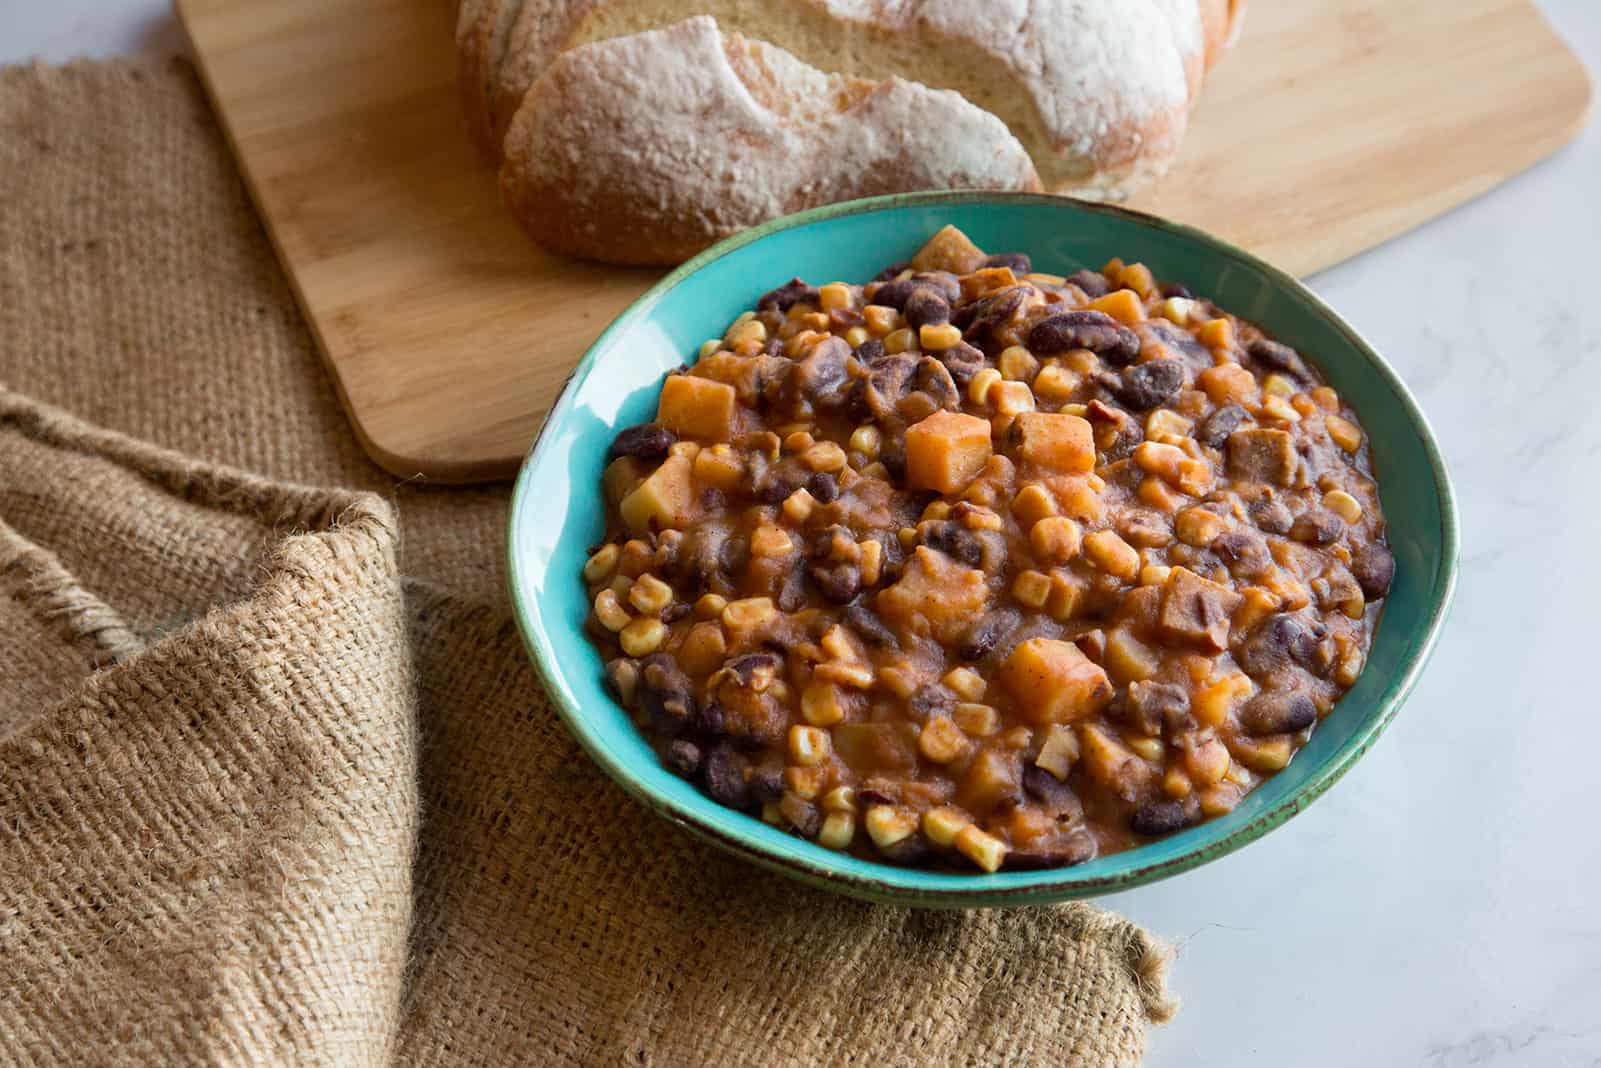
[500, 16, 1041, 266]
[492, 0, 1234, 195]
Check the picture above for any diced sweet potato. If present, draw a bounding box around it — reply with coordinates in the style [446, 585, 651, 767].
[619, 454, 695, 533]
[905, 410, 993, 494]
[657, 373, 737, 442]
[1226, 427, 1296, 486]
[960, 748, 1022, 813]
[910, 224, 987, 274]
[999, 637, 1113, 724]
[1043, 475, 1106, 523]
[1102, 626, 1161, 684]
[1158, 567, 1245, 652]
[1077, 723, 1153, 802]
[1011, 412, 1094, 473]
[875, 546, 991, 644]
[1087, 288, 1147, 325]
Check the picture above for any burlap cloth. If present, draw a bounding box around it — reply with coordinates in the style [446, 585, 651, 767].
[0, 58, 1175, 1065]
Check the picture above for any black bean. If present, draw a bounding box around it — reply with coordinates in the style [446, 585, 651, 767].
[1142, 319, 1210, 363]
[957, 608, 1021, 662]
[1240, 691, 1318, 736]
[1067, 270, 1112, 298]
[1197, 403, 1248, 448]
[1212, 528, 1272, 577]
[1248, 338, 1306, 376]
[912, 356, 960, 411]
[872, 260, 910, 282]
[911, 271, 962, 303]
[610, 423, 676, 459]
[808, 471, 840, 503]
[789, 336, 851, 406]
[857, 352, 920, 421]
[1123, 680, 1190, 737]
[662, 602, 690, 623]
[780, 795, 822, 838]
[638, 654, 695, 737]
[1005, 834, 1096, 870]
[875, 835, 930, 864]
[604, 659, 638, 707]
[1028, 311, 1141, 364]
[921, 520, 984, 568]
[666, 739, 702, 778]
[757, 278, 818, 312]
[936, 340, 985, 387]
[1352, 544, 1396, 599]
[843, 602, 899, 648]
[777, 564, 808, 612]
[954, 286, 1026, 345]
[853, 337, 885, 364]
[1249, 497, 1294, 535]
[985, 252, 1032, 274]
[701, 744, 751, 809]
[903, 287, 951, 329]
[1022, 765, 1078, 814]
[1159, 282, 1194, 299]
[1290, 509, 1345, 546]
[1112, 358, 1185, 410]
[1131, 800, 1193, 837]
[748, 765, 786, 805]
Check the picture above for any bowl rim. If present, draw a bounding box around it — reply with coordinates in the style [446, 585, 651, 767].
[506, 189, 1460, 908]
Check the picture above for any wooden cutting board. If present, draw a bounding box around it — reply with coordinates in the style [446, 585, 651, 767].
[176, 0, 1589, 483]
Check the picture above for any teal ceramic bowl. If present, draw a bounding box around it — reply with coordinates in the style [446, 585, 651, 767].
[507, 191, 1458, 908]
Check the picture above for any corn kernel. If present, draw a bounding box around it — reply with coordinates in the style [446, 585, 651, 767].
[1158, 296, 1197, 324]
[749, 525, 793, 558]
[781, 488, 817, 525]
[864, 805, 918, 849]
[960, 506, 1004, 532]
[817, 282, 852, 311]
[801, 681, 849, 726]
[693, 444, 745, 491]
[969, 367, 1003, 406]
[1291, 393, 1319, 419]
[1146, 409, 1193, 442]
[698, 339, 722, 359]
[609, 574, 634, 599]
[848, 426, 882, 460]
[919, 715, 971, 764]
[785, 765, 828, 800]
[884, 327, 917, 354]
[1126, 733, 1165, 762]
[922, 500, 952, 522]
[1261, 395, 1302, 423]
[628, 573, 674, 615]
[1046, 570, 1085, 621]
[1032, 362, 1079, 402]
[843, 326, 870, 349]
[1163, 766, 1194, 799]
[1323, 489, 1363, 524]
[803, 441, 847, 473]
[999, 726, 1033, 750]
[1012, 569, 1052, 608]
[722, 596, 776, 629]
[1035, 723, 1079, 779]
[1324, 413, 1362, 452]
[1175, 507, 1227, 547]
[814, 661, 874, 689]
[1029, 515, 1083, 563]
[1009, 484, 1056, 529]
[594, 589, 631, 632]
[942, 667, 986, 702]
[1335, 647, 1365, 688]
[1311, 386, 1340, 411]
[820, 624, 859, 663]
[1119, 262, 1155, 298]
[879, 663, 919, 700]
[817, 811, 856, 850]
[694, 593, 727, 620]
[859, 539, 884, 586]
[1134, 441, 1187, 483]
[919, 323, 963, 352]
[1175, 458, 1212, 497]
[1198, 318, 1236, 351]
[1199, 786, 1241, 817]
[992, 381, 1036, 417]
[922, 806, 970, 848]
[619, 617, 665, 656]
[998, 345, 1040, 382]
[789, 725, 832, 766]
[1083, 530, 1140, 580]
[1139, 564, 1172, 586]
[863, 304, 898, 337]
[1184, 735, 1232, 786]
[725, 318, 768, 348]
[1138, 477, 1182, 513]
[1229, 735, 1293, 772]
[952, 703, 1000, 737]
[583, 543, 620, 583]
[954, 824, 1007, 873]
[1193, 672, 1254, 728]
[822, 786, 858, 814]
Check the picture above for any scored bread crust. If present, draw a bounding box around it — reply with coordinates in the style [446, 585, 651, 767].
[499, 16, 1042, 265]
[487, 0, 1223, 195]
[457, 0, 529, 158]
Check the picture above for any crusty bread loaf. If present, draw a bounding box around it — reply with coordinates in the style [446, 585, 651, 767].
[456, 0, 529, 158]
[485, 0, 1239, 195]
[499, 17, 1041, 265]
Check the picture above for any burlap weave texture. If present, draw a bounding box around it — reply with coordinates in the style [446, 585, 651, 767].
[0, 58, 1173, 1066]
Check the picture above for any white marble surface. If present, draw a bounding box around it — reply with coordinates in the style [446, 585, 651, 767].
[3, 1, 1598, 1064]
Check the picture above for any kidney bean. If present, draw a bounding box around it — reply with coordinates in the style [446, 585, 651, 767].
[788, 336, 851, 408]
[936, 340, 985, 387]
[1238, 614, 1331, 678]
[1352, 544, 1395, 598]
[1159, 282, 1194, 299]
[1067, 269, 1112, 298]
[921, 520, 985, 568]
[985, 252, 1032, 273]
[1240, 691, 1318, 736]
[1131, 800, 1193, 836]
[872, 260, 910, 282]
[1198, 402, 1248, 448]
[666, 739, 702, 778]
[1122, 680, 1191, 737]
[957, 608, 1022, 662]
[1028, 310, 1141, 364]
[609, 424, 676, 459]
[1290, 509, 1345, 545]
[903, 287, 951, 328]
[907, 685, 955, 720]
[757, 278, 818, 312]
[954, 286, 1026, 346]
[1022, 765, 1081, 819]
[912, 271, 962, 303]
[808, 471, 840, 503]
[844, 602, 899, 648]
[1006, 833, 1096, 869]
[748, 765, 786, 805]
[809, 561, 861, 604]
[876, 835, 930, 864]
[777, 563, 808, 611]
[1112, 358, 1185, 410]
[1249, 496, 1294, 535]
[1248, 338, 1307, 377]
[701, 743, 751, 809]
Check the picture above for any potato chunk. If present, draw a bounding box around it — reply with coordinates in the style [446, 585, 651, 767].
[657, 373, 737, 441]
[910, 224, 987, 274]
[905, 410, 993, 494]
[1011, 412, 1094, 473]
[619, 454, 695, 533]
[1157, 567, 1245, 652]
[876, 546, 991, 644]
[999, 637, 1113, 724]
